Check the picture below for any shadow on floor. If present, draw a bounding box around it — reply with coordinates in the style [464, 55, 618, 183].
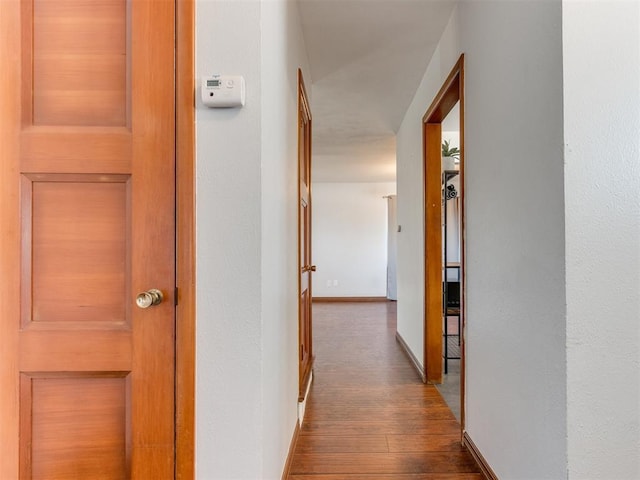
[435, 359, 460, 422]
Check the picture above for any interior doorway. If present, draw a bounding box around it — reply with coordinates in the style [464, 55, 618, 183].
[436, 102, 462, 421]
[422, 54, 466, 430]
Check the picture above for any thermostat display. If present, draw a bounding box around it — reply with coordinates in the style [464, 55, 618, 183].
[202, 75, 245, 108]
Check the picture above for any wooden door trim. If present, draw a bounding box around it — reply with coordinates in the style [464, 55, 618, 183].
[176, 0, 195, 477]
[297, 68, 314, 401]
[0, 1, 21, 476]
[422, 54, 465, 431]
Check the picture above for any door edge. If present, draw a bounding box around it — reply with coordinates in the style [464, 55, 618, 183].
[176, 0, 195, 478]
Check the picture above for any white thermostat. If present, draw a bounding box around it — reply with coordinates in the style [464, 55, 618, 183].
[201, 75, 245, 108]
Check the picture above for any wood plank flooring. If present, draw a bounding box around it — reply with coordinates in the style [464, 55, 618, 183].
[288, 302, 482, 479]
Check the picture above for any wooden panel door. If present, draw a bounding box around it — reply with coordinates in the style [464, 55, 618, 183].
[0, 0, 176, 478]
[298, 70, 314, 401]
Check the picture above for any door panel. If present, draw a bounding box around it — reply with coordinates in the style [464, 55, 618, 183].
[298, 70, 313, 400]
[21, 374, 128, 480]
[300, 200, 310, 368]
[29, 0, 127, 126]
[26, 176, 129, 324]
[1, 0, 176, 477]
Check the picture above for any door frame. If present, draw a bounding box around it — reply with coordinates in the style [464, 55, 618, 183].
[297, 68, 314, 401]
[422, 54, 466, 430]
[176, 0, 195, 477]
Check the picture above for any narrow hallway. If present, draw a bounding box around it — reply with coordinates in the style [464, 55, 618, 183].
[288, 302, 482, 479]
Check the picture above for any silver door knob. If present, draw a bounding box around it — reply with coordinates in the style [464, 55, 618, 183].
[136, 289, 164, 308]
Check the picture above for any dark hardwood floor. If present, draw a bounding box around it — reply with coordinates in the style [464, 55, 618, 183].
[288, 301, 482, 479]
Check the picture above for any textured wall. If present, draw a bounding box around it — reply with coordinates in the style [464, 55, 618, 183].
[195, 0, 310, 477]
[458, 3, 566, 477]
[260, 0, 312, 477]
[563, 2, 640, 477]
[196, 1, 263, 477]
[396, 2, 567, 477]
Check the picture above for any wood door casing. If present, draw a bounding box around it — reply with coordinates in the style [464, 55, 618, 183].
[298, 69, 314, 401]
[175, 0, 196, 477]
[0, 0, 176, 477]
[422, 54, 465, 431]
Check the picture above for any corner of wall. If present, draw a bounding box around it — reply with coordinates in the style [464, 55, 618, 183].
[259, 0, 312, 478]
[395, 4, 460, 377]
[458, 1, 566, 477]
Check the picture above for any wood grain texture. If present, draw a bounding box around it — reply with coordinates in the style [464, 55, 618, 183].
[129, 3, 175, 476]
[291, 453, 479, 475]
[28, 179, 128, 323]
[298, 69, 314, 401]
[290, 475, 484, 480]
[423, 121, 443, 384]
[32, 0, 127, 126]
[287, 302, 482, 479]
[0, 0, 23, 477]
[26, 375, 128, 479]
[20, 127, 132, 173]
[2, 0, 177, 477]
[176, 0, 196, 478]
[282, 421, 301, 480]
[457, 55, 467, 433]
[313, 297, 388, 303]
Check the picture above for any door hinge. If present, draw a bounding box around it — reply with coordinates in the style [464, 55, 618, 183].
[174, 287, 179, 306]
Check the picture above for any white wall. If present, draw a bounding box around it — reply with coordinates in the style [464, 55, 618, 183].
[387, 195, 398, 300]
[397, 3, 567, 478]
[194, 1, 640, 478]
[260, 1, 311, 477]
[312, 182, 395, 297]
[563, 2, 640, 478]
[195, 0, 310, 478]
[395, 6, 461, 375]
[459, 3, 566, 477]
[196, 1, 262, 477]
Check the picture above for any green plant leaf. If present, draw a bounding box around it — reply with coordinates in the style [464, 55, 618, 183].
[442, 140, 460, 158]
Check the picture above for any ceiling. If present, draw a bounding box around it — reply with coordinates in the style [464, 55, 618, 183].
[298, 0, 457, 182]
